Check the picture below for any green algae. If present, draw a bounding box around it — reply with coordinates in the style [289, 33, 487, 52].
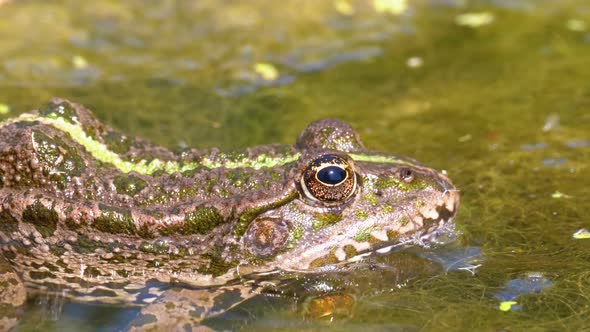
[182, 206, 223, 235]
[64, 217, 83, 231]
[226, 168, 254, 188]
[71, 235, 114, 255]
[196, 246, 238, 277]
[235, 190, 298, 237]
[139, 240, 170, 255]
[308, 251, 340, 269]
[415, 199, 425, 209]
[113, 174, 147, 196]
[355, 210, 369, 220]
[50, 245, 67, 257]
[32, 130, 85, 189]
[104, 130, 135, 154]
[383, 204, 394, 214]
[285, 225, 304, 250]
[354, 225, 377, 242]
[363, 192, 378, 206]
[137, 224, 154, 239]
[398, 216, 410, 226]
[374, 175, 431, 193]
[0, 209, 18, 233]
[92, 205, 136, 235]
[22, 200, 58, 237]
[38, 101, 79, 124]
[312, 212, 343, 231]
[343, 244, 358, 259]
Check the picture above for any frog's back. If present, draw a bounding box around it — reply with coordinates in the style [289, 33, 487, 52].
[0, 99, 299, 304]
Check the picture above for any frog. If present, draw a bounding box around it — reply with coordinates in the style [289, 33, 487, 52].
[0, 98, 459, 330]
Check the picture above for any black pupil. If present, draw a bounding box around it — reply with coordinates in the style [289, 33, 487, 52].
[317, 166, 346, 185]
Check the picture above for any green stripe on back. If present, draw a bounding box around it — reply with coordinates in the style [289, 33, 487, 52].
[2, 114, 300, 174]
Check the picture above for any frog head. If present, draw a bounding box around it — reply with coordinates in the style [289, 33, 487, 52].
[240, 119, 459, 271]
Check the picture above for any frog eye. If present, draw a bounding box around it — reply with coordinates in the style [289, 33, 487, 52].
[300, 154, 357, 202]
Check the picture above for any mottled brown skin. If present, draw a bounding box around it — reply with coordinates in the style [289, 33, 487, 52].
[0, 98, 459, 329]
[0, 255, 24, 331]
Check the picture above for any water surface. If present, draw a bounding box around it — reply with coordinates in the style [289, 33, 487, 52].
[1, 0, 589, 330]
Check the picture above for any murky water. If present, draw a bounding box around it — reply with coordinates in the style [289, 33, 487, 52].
[1, 0, 589, 330]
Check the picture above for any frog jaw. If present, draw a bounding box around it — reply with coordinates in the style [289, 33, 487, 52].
[274, 188, 458, 271]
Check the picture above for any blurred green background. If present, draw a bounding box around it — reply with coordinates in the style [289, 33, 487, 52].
[1, 0, 589, 330]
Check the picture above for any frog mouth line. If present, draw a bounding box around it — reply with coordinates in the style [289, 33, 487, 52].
[280, 193, 458, 272]
[345, 191, 459, 264]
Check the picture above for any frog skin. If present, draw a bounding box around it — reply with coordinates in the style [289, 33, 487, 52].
[0, 98, 459, 329]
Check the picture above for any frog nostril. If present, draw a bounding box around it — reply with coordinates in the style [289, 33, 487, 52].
[437, 177, 457, 195]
